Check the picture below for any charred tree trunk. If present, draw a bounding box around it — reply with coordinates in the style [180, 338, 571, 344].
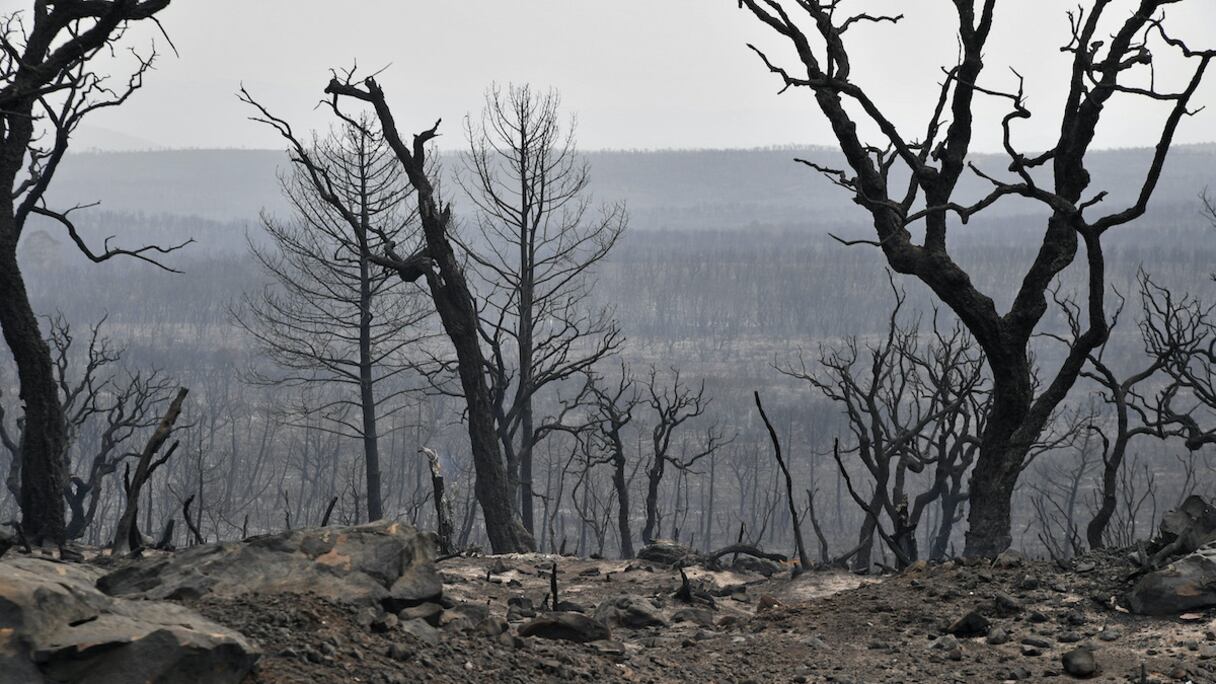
[325, 77, 535, 553]
[357, 216, 384, 522]
[113, 387, 188, 555]
[420, 447, 455, 553]
[0, 247, 67, 547]
[641, 461, 663, 544]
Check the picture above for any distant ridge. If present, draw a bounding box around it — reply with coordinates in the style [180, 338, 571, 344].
[47, 144, 1216, 230]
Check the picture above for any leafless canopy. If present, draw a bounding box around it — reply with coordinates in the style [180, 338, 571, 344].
[739, 0, 1214, 556]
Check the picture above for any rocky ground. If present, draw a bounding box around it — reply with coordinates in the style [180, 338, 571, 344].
[5, 512, 1216, 683]
[196, 549, 1214, 683]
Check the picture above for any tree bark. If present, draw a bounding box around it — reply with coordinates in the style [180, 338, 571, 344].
[358, 190, 384, 522]
[0, 246, 67, 546]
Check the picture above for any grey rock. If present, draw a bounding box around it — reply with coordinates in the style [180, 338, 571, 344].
[99, 520, 440, 609]
[992, 550, 1026, 569]
[987, 627, 1010, 645]
[0, 557, 257, 683]
[948, 610, 990, 638]
[671, 607, 716, 627]
[1061, 647, 1097, 678]
[506, 596, 536, 621]
[732, 555, 783, 577]
[518, 612, 611, 643]
[399, 617, 441, 646]
[476, 616, 509, 637]
[594, 595, 668, 629]
[1128, 544, 1216, 615]
[636, 540, 697, 566]
[994, 591, 1023, 613]
[398, 602, 444, 627]
[371, 613, 399, 633]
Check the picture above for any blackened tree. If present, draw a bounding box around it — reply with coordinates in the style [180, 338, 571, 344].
[234, 109, 430, 522]
[460, 83, 625, 534]
[0, 0, 184, 545]
[739, 0, 1214, 555]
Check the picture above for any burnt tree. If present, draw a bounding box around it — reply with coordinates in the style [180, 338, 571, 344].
[0, 0, 183, 545]
[460, 83, 624, 534]
[739, 0, 1214, 555]
[235, 102, 430, 523]
[781, 283, 989, 569]
[584, 366, 642, 559]
[640, 366, 730, 544]
[325, 73, 535, 552]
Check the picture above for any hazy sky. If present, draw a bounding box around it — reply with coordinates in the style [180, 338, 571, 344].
[11, 0, 1216, 151]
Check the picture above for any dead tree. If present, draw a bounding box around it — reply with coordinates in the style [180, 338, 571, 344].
[233, 102, 430, 523]
[1045, 274, 1187, 548]
[1143, 278, 1216, 452]
[781, 282, 988, 569]
[323, 72, 534, 552]
[754, 391, 810, 571]
[113, 387, 188, 555]
[739, 0, 1214, 556]
[640, 366, 730, 544]
[584, 366, 642, 558]
[0, 317, 177, 540]
[419, 447, 455, 553]
[460, 83, 625, 534]
[0, 0, 185, 546]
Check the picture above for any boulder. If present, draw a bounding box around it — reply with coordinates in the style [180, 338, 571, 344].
[732, 555, 783, 577]
[98, 520, 440, 609]
[0, 557, 257, 683]
[518, 612, 611, 643]
[1062, 647, 1098, 678]
[636, 540, 697, 566]
[1158, 495, 1216, 554]
[947, 610, 991, 638]
[594, 595, 668, 629]
[1127, 544, 1216, 615]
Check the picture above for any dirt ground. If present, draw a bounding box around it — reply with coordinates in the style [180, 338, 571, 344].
[189, 550, 1216, 684]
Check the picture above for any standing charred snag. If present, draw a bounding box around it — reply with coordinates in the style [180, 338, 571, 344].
[461, 84, 625, 535]
[113, 387, 187, 555]
[181, 494, 203, 545]
[640, 367, 730, 544]
[0, 0, 184, 547]
[419, 447, 455, 554]
[740, 0, 1215, 557]
[324, 73, 534, 553]
[153, 518, 175, 551]
[320, 496, 339, 527]
[805, 489, 830, 564]
[754, 391, 810, 572]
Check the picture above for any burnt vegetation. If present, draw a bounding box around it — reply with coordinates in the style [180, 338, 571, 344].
[1, 4, 1216, 674]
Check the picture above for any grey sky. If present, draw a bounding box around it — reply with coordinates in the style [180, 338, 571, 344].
[18, 0, 1216, 151]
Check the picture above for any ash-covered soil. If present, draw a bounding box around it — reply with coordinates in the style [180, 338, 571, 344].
[189, 551, 1216, 683]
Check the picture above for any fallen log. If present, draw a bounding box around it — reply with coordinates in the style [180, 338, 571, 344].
[703, 543, 788, 569]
